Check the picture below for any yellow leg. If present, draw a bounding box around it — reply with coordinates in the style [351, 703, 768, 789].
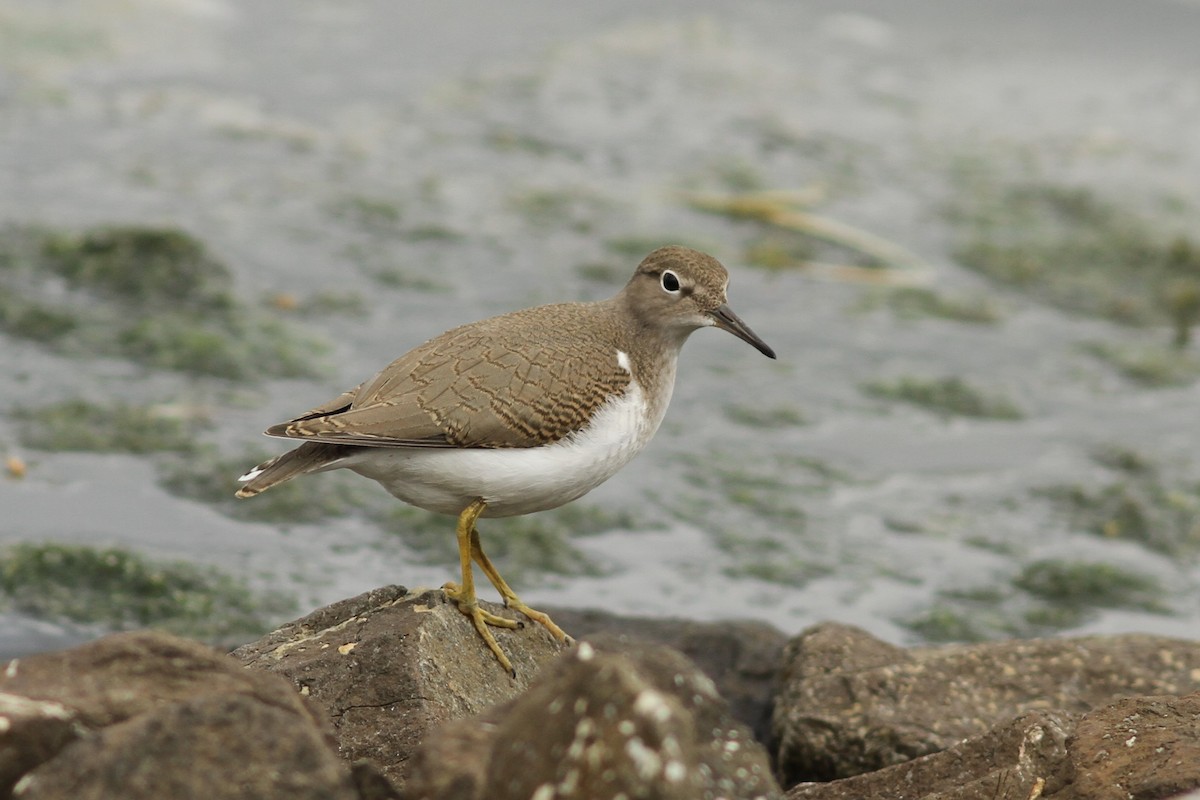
[469, 526, 575, 646]
[441, 498, 520, 677]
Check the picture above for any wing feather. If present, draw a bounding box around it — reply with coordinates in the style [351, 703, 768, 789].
[263, 303, 632, 449]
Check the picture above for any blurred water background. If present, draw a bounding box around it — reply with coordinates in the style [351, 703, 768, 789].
[2, 0, 1199, 657]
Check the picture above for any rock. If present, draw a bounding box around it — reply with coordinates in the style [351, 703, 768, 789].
[0, 693, 78, 794]
[543, 606, 788, 746]
[772, 622, 1200, 784]
[14, 693, 358, 800]
[232, 585, 569, 792]
[783, 692, 1200, 799]
[404, 640, 782, 800]
[0, 629, 353, 799]
[784, 709, 1074, 800]
[349, 761, 404, 800]
[1069, 692, 1200, 800]
[401, 714, 496, 800]
[5, 597, 1198, 800]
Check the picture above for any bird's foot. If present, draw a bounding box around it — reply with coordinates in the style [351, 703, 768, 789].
[443, 581, 520, 677]
[504, 598, 575, 646]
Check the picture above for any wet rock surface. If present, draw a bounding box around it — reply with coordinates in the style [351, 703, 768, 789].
[404, 640, 781, 800]
[772, 622, 1200, 785]
[4, 601, 1200, 799]
[542, 606, 788, 745]
[1069, 692, 1200, 800]
[16, 693, 358, 800]
[786, 693, 1200, 800]
[785, 708, 1076, 800]
[232, 584, 569, 789]
[0, 629, 355, 799]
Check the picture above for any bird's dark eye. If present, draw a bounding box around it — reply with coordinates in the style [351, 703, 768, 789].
[661, 270, 681, 294]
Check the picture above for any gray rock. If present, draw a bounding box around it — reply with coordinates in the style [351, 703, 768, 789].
[784, 709, 1074, 800]
[404, 640, 782, 800]
[543, 607, 787, 746]
[349, 761, 404, 800]
[0, 629, 352, 799]
[0, 693, 79, 794]
[772, 622, 1200, 784]
[233, 585, 568, 791]
[14, 693, 358, 800]
[1069, 692, 1200, 800]
[783, 691, 1200, 799]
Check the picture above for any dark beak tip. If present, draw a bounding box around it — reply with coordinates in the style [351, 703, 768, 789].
[710, 304, 777, 361]
[735, 333, 777, 360]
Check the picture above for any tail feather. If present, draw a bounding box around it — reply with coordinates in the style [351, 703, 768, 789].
[235, 442, 353, 498]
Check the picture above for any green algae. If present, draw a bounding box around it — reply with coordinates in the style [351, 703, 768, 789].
[950, 181, 1200, 344]
[402, 224, 465, 243]
[485, 129, 582, 160]
[1080, 341, 1200, 387]
[722, 552, 830, 588]
[0, 286, 78, 342]
[373, 265, 450, 292]
[15, 399, 207, 454]
[901, 605, 996, 644]
[723, 403, 806, 429]
[900, 560, 1170, 644]
[1014, 559, 1169, 617]
[897, 583, 1026, 644]
[330, 194, 404, 233]
[665, 452, 848, 588]
[708, 467, 808, 526]
[117, 314, 324, 381]
[853, 286, 1004, 324]
[40, 226, 234, 312]
[711, 159, 766, 193]
[863, 375, 1023, 419]
[509, 187, 614, 233]
[0, 224, 329, 382]
[1038, 450, 1200, 557]
[742, 236, 817, 273]
[0, 542, 289, 641]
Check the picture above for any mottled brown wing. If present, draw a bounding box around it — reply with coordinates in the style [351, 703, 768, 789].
[265, 303, 632, 449]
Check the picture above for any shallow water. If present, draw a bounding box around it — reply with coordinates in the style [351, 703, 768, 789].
[2, 0, 1199, 657]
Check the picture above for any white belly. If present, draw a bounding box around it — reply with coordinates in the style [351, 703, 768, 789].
[344, 378, 668, 517]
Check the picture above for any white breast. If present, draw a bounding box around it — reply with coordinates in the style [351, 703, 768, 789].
[344, 366, 673, 518]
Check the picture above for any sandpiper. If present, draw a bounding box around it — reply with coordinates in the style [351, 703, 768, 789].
[236, 246, 776, 675]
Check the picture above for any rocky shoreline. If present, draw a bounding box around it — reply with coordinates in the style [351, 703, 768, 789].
[3, 585, 1199, 799]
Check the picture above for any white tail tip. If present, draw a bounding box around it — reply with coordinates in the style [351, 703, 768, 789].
[237, 466, 265, 483]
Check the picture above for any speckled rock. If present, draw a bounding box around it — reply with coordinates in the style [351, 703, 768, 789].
[0, 630, 353, 799]
[232, 584, 568, 792]
[404, 640, 782, 800]
[0, 693, 78, 794]
[784, 691, 1200, 799]
[543, 606, 787, 745]
[14, 693, 358, 800]
[1069, 692, 1200, 800]
[772, 622, 1200, 785]
[784, 709, 1074, 800]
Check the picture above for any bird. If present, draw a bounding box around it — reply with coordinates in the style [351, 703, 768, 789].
[235, 245, 776, 675]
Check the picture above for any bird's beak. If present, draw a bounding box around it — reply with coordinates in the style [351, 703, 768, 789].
[710, 304, 776, 359]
